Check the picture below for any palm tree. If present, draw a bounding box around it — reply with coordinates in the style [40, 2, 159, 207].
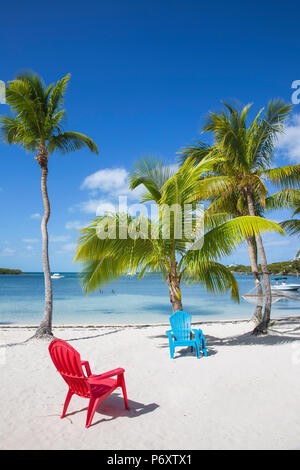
[74, 157, 284, 313]
[0, 71, 98, 338]
[203, 190, 264, 323]
[204, 188, 299, 323]
[180, 100, 300, 334]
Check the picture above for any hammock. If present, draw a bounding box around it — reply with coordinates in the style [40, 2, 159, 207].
[242, 280, 282, 306]
[274, 291, 300, 301]
[242, 293, 282, 306]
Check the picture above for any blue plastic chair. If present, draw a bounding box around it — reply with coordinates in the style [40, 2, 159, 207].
[166, 310, 207, 359]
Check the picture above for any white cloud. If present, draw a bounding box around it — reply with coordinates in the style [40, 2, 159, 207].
[65, 221, 86, 230]
[22, 238, 39, 243]
[25, 245, 34, 251]
[50, 235, 70, 243]
[56, 243, 77, 255]
[80, 167, 144, 200]
[0, 247, 16, 256]
[30, 213, 41, 219]
[81, 168, 128, 192]
[277, 114, 300, 163]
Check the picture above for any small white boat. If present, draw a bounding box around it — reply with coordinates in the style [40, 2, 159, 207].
[51, 273, 64, 279]
[271, 277, 300, 292]
[271, 284, 300, 291]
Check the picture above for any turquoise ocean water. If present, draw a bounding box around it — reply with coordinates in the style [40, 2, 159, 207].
[0, 273, 300, 325]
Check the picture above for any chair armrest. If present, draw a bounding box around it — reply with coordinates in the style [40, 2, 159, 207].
[192, 328, 203, 337]
[90, 367, 125, 381]
[166, 330, 173, 338]
[81, 360, 92, 377]
[192, 329, 207, 351]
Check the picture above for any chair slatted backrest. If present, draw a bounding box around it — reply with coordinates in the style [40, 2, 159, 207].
[170, 311, 191, 341]
[49, 339, 90, 398]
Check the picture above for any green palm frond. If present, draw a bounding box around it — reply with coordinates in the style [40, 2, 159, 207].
[203, 104, 250, 171]
[178, 140, 212, 165]
[192, 175, 237, 201]
[200, 215, 285, 261]
[43, 109, 66, 136]
[265, 99, 292, 128]
[75, 214, 170, 294]
[206, 195, 240, 216]
[180, 259, 239, 301]
[5, 82, 42, 138]
[75, 211, 244, 299]
[179, 100, 294, 232]
[293, 205, 300, 216]
[79, 258, 127, 294]
[75, 204, 285, 296]
[47, 73, 70, 117]
[1, 115, 38, 151]
[262, 165, 300, 189]
[265, 188, 300, 211]
[160, 156, 218, 206]
[15, 71, 48, 115]
[129, 157, 177, 203]
[249, 100, 292, 169]
[48, 131, 98, 154]
[0, 71, 98, 157]
[280, 219, 300, 236]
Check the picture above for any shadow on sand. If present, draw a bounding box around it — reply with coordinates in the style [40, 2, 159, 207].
[148, 317, 300, 358]
[64, 392, 159, 427]
[0, 328, 121, 348]
[66, 329, 121, 343]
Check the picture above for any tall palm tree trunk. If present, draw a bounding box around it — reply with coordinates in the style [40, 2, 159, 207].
[246, 236, 263, 323]
[34, 149, 53, 338]
[168, 261, 183, 313]
[246, 192, 272, 335]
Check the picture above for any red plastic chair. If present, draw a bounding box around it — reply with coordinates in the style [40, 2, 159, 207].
[49, 338, 129, 428]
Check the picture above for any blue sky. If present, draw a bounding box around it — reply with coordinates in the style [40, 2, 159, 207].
[0, 0, 300, 271]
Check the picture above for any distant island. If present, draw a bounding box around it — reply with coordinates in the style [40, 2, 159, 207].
[0, 268, 24, 275]
[229, 259, 300, 276]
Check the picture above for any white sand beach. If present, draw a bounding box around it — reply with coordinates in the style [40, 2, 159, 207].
[1, 317, 300, 450]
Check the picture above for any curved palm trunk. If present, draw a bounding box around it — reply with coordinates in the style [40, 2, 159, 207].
[246, 236, 263, 323]
[246, 192, 272, 335]
[34, 150, 53, 338]
[168, 261, 183, 313]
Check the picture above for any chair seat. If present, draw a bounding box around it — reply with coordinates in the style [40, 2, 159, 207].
[173, 339, 197, 347]
[88, 377, 118, 398]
